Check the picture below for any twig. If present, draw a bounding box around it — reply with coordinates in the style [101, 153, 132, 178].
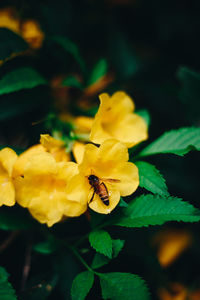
[21, 239, 32, 291]
[0, 230, 20, 253]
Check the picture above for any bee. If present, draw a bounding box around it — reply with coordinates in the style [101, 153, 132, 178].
[88, 174, 120, 206]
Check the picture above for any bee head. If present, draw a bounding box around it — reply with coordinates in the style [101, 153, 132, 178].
[88, 175, 98, 182]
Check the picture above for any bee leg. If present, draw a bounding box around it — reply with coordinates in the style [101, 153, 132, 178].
[88, 191, 95, 204]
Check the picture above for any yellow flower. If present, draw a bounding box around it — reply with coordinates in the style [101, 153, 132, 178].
[66, 139, 139, 214]
[13, 135, 70, 178]
[90, 91, 148, 148]
[72, 141, 85, 164]
[40, 134, 70, 162]
[14, 152, 86, 226]
[0, 8, 20, 34]
[21, 20, 44, 49]
[74, 116, 94, 135]
[0, 148, 18, 207]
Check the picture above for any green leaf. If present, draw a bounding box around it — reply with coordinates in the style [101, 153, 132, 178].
[139, 127, 200, 157]
[136, 110, 151, 127]
[0, 67, 47, 95]
[34, 239, 59, 255]
[92, 239, 125, 269]
[0, 28, 28, 60]
[62, 76, 83, 89]
[112, 239, 125, 257]
[88, 58, 107, 86]
[89, 230, 112, 258]
[99, 272, 150, 300]
[115, 194, 200, 228]
[118, 198, 128, 207]
[71, 271, 94, 300]
[50, 36, 86, 73]
[135, 161, 169, 196]
[0, 266, 17, 300]
[0, 207, 36, 230]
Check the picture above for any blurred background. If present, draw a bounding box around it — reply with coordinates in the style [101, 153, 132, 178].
[0, 0, 200, 299]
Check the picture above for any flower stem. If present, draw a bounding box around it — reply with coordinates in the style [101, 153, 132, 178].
[68, 244, 95, 273]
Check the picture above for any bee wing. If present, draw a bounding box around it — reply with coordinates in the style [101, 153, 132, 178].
[100, 178, 121, 183]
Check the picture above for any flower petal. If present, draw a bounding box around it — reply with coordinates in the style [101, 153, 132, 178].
[98, 139, 129, 164]
[90, 116, 111, 145]
[72, 142, 85, 164]
[63, 201, 87, 217]
[57, 161, 79, 181]
[104, 162, 139, 196]
[13, 144, 45, 178]
[110, 113, 148, 148]
[23, 152, 57, 176]
[88, 188, 120, 214]
[0, 165, 15, 206]
[79, 143, 99, 175]
[28, 195, 64, 227]
[66, 174, 89, 204]
[0, 148, 18, 176]
[74, 116, 94, 134]
[40, 134, 64, 150]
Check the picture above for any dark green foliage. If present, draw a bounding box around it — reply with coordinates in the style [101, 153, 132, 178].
[135, 161, 169, 196]
[0, 266, 17, 300]
[62, 76, 83, 89]
[115, 194, 200, 228]
[0, 28, 28, 60]
[89, 230, 112, 258]
[71, 271, 94, 300]
[91, 239, 125, 269]
[87, 58, 107, 86]
[139, 127, 200, 157]
[0, 67, 47, 95]
[0, 207, 36, 230]
[99, 272, 150, 300]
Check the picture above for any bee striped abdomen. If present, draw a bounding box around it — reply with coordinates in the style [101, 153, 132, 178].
[99, 190, 109, 206]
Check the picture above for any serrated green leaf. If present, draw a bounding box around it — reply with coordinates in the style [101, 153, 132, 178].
[0, 266, 17, 300]
[71, 271, 94, 300]
[0, 28, 28, 60]
[99, 272, 150, 300]
[89, 230, 112, 258]
[135, 161, 169, 196]
[136, 110, 151, 127]
[0, 67, 47, 96]
[92, 239, 125, 269]
[114, 194, 200, 228]
[139, 127, 200, 157]
[62, 76, 83, 89]
[50, 36, 86, 73]
[88, 58, 107, 86]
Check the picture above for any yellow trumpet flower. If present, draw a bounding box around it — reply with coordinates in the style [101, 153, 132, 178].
[66, 139, 139, 214]
[90, 91, 148, 148]
[14, 152, 85, 227]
